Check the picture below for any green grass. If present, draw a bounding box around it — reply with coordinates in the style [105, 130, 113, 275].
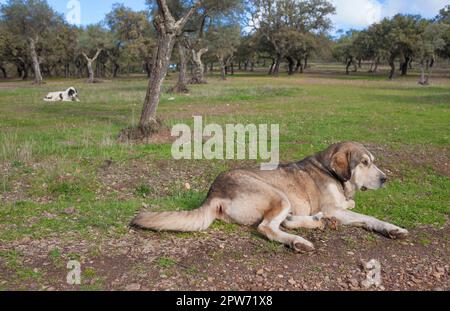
[155, 257, 177, 269]
[0, 69, 449, 244]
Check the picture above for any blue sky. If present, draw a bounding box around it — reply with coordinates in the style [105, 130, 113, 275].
[1, 0, 448, 31]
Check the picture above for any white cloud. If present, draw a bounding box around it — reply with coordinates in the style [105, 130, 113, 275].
[331, 0, 383, 30]
[331, 0, 449, 31]
[381, 0, 449, 19]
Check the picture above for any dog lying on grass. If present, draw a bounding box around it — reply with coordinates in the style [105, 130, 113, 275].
[132, 142, 409, 252]
[44, 87, 79, 102]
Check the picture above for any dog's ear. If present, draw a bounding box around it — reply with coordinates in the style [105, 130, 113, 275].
[330, 151, 352, 182]
[68, 88, 75, 97]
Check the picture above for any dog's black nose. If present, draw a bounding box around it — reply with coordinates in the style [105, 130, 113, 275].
[380, 175, 387, 184]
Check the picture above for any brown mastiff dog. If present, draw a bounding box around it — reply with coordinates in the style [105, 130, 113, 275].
[132, 142, 409, 252]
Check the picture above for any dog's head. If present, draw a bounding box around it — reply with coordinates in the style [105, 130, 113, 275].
[66, 87, 78, 99]
[318, 142, 387, 191]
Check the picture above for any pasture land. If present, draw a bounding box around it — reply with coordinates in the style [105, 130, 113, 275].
[0, 65, 449, 290]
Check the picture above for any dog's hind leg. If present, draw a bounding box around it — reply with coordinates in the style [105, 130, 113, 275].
[257, 194, 315, 252]
[282, 213, 325, 230]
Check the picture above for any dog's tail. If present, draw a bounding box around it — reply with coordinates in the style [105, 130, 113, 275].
[130, 199, 220, 232]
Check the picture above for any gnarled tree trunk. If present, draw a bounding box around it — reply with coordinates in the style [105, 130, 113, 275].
[82, 49, 102, 83]
[29, 37, 43, 85]
[189, 47, 208, 84]
[169, 41, 189, 93]
[123, 0, 201, 139]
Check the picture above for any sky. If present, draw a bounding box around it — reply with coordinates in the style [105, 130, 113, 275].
[0, 0, 448, 32]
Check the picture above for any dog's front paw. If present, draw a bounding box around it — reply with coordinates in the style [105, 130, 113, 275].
[388, 228, 409, 240]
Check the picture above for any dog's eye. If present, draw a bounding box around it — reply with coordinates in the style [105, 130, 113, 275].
[362, 159, 369, 166]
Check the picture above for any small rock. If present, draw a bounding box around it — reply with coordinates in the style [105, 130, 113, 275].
[256, 269, 264, 275]
[288, 278, 296, 285]
[184, 183, 191, 190]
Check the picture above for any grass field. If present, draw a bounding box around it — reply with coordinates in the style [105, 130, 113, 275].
[0, 64, 449, 290]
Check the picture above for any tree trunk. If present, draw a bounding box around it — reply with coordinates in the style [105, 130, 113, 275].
[272, 56, 281, 76]
[139, 32, 177, 128]
[400, 56, 410, 76]
[287, 56, 295, 75]
[388, 56, 396, 80]
[268, 58, 275, 75]
[0, 64, 7, 78]
[87, 60, 94, 82]
[304, 57, 308, 70]
[418, 60, 427, 85]
[220, 60, 226, 81]
[29, 37, 43, 84]
[189, 47, 208, 84]
[169, 42, 189, 93]
[112, 62, 120, 78]
[144, 62, 152, 78]
[346, 57, 353, 75]
[295, 59, 304, 73]
[250, 61, 254, 72]
[230, 63, 234, 75]
[83, 49, 102, 83]
[373, 58, 379, 73]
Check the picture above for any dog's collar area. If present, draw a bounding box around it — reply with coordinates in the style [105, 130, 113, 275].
[310, 158, 347, 189]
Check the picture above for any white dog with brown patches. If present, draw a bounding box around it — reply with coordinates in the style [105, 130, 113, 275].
[44, 87, 80, 102]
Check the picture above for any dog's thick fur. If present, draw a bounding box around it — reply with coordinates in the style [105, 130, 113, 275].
[132, 142, 409, 252]
[44, 87, 79, 102]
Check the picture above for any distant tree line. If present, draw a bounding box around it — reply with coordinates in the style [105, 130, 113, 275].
[333, 6, 450, 84]
[1, 0, 449, 139]
[1, 1, 448, 86]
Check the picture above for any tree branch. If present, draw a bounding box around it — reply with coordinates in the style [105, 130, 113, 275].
[92, 49, 102, 62]
[175, 1, 202, 32]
